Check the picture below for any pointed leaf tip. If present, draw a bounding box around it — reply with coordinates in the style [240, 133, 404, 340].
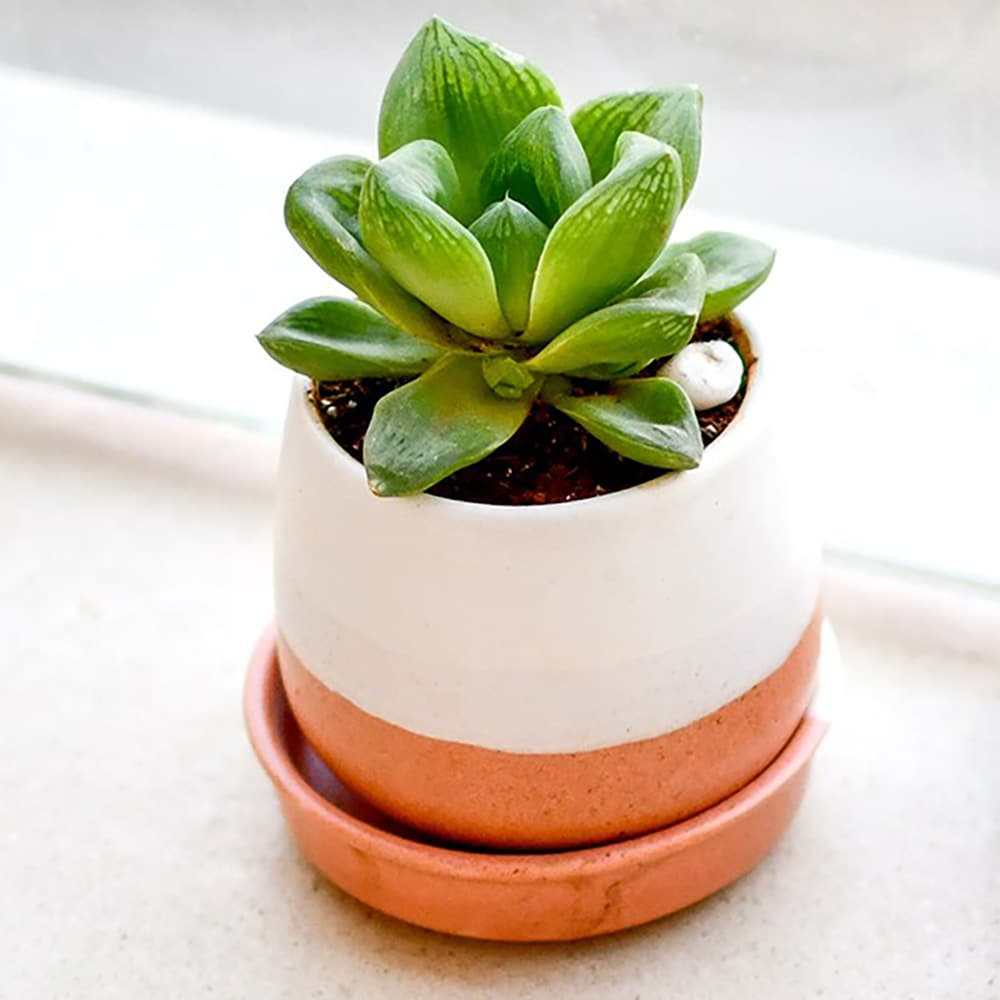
[379, 19, 561, 216]
[546, 376, 703, 470]
[469, 198, 548, 332]
[359, 140, 509, 338]
[283, 155, 454, 348]
[480, 106, 592, 226]
[257, 297, 444, 379]
[644, 231, 775, 320]
[572, 86, 702, 202]
[525, 131, 683, 343]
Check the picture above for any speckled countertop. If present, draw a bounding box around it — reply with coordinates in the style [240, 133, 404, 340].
[2, 376, 998, 999]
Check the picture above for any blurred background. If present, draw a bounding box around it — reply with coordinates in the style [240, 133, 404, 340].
[3, 0, 998, 265]
[1, 0, 998, 584]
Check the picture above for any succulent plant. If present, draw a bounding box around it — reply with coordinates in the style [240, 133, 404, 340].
[258, 17, 774, 496]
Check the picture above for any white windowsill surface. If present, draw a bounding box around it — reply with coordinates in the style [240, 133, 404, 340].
[1, 63, 998, 590]
[2, 374, 997, 998]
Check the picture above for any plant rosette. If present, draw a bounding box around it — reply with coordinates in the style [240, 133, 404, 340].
[255, 19, 821, 857]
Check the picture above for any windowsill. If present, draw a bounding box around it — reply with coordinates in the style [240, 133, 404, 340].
[1, 64, 998, 586]
[3, 372, 997, 996]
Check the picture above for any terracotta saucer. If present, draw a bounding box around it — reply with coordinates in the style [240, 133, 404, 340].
[244, 625, 837, 942]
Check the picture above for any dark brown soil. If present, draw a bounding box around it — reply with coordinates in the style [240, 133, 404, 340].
[313, 313, 753, 505]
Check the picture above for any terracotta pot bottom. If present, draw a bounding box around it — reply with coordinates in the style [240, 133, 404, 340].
[244, 625, 837, 942]
[278, 605, 823, 850]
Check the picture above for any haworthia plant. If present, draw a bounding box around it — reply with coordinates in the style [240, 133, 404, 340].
[259, 17, 775, 496]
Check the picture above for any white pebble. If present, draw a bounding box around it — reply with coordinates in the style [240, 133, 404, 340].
[658, 340, 744, 410]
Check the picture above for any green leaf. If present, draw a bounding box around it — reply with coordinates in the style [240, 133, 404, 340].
[378, 17, 561, 219]
[359, 140, 509, 338]
[563, 361, 646, 380]
[480, 106, 592, 226]
[481, 355, 537, 399]
[524, 131, 683, 343]
[527, 253, 705, 376]
[284, 156, 455, 349]
[544, 376, 703, 469]
[256, 297, 444, 379]
[469, 198, 548, 332]
[364, 354, 537, 495]
[644, 231, 776, 321]
[571, 86, 703, 202]
[288, 155, 369, 241]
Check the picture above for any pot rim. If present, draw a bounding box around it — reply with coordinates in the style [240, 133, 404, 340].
[289, 312, 767, 518]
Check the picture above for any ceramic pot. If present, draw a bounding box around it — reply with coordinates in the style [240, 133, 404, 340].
[272, 321, 822, 850]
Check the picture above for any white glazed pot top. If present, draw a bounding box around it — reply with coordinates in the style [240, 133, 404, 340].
[273, 323, 821, 754]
